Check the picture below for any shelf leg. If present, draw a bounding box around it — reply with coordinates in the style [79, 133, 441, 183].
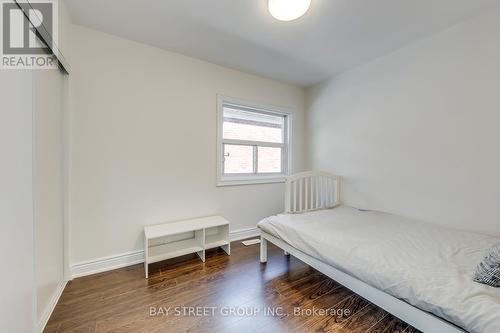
[221, 243, 230, 255]
[144, 235, 149, 278]
[197, 250, 205, 262]
[260, 236, 268, 263]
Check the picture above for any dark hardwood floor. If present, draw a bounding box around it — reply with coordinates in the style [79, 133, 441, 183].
[45, 240, 420, 333]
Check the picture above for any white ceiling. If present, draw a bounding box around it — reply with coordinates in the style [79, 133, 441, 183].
[65, 0, 498, 87]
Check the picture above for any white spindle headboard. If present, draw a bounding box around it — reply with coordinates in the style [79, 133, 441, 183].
[285, 171, 341, 214]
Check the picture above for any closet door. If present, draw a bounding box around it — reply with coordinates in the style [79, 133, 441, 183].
[0, 70, 36, 333]
[33, 66, 66, 328]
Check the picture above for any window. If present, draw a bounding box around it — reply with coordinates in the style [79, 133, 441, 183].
[217, 96, 291, 186]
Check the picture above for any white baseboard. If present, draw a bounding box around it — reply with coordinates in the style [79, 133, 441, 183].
[70, 250, 144, 279]
[38, 280, 67, 333]
[229, 227, 260, 241]
[70, 227, 261, 279]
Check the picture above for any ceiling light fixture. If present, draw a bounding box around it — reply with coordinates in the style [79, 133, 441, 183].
[268, 0, 311, 21]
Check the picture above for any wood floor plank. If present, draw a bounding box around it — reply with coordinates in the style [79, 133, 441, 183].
[301, 295, 370, 333]
[368, 313, 411, 333]
[93, 255, 310, 332]
[45, 240, 419, 333]
[53, 247, 282, 329]
[337, 303, 388, 333]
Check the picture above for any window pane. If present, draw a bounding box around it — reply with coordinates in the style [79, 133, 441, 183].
[223, 144, 254, 174]
[223, 106, 284, 143]
[257, 147, 282, 173]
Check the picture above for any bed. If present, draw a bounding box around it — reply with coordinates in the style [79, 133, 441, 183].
[258, 171, 500, 333]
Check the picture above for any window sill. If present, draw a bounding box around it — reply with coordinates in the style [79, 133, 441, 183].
[217, 176, 286, 187]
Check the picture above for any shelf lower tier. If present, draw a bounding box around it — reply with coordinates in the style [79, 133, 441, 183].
[148, 239, 203, 264]
[205, 235, 229, 250]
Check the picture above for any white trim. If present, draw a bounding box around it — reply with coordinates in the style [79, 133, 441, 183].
[37, 281, 67, 333]
[62, 73, 71, 282]
[70, 227, 261, 279]
[222, 138, 285, 148]
[260, 232, 466, 333]
[217, 176, 286, 187]
[220, 95, 293, 116]
[70, 250, 144, 279]
[216, 95, 292, 187]
[229, 227, 260, 241]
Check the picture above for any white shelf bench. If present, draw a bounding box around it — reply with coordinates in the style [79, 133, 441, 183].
[143, 215, 230, 278]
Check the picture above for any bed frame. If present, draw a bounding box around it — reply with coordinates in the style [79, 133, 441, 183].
[260, 171, 466, 333]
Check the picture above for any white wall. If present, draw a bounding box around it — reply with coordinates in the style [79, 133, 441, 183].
[0, 71, 35, 333]
[69, 25, 305, 264]
[307, 8, 500, 237]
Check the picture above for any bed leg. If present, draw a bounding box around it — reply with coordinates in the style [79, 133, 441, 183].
[284, 250, 290, 256]
[260, 236, 267, 263]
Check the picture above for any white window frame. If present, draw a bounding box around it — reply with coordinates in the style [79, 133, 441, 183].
[217, 95, 292, 186]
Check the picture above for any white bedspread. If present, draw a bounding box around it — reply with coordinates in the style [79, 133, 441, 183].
[257, 206, 500, 333]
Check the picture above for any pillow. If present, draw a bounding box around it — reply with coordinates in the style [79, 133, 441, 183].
[474, 245, 500, 287]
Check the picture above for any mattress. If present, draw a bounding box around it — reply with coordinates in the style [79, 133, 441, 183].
[257, 206, 500, 333]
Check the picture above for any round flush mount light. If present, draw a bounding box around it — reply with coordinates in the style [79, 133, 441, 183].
[268, 0, 311, 21]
